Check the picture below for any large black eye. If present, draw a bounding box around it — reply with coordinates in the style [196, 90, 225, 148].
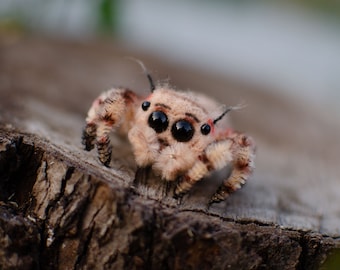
[142, 101, 151, 111]
[148, 111, 169, 133]
[171, 120, 194, 142]
[200, 123, 211, 135]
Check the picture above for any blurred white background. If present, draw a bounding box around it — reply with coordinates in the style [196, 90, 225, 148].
[1, 0, 340, 109]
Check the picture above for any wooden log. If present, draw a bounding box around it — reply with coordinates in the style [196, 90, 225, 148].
[0, 36, 340, 269]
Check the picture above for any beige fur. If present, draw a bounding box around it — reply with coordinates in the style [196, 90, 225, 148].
[82, 84, 256, 204]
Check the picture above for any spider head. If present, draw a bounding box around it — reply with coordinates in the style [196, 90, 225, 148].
[137, 88, 221, 150]
[128, 87, 235, 171]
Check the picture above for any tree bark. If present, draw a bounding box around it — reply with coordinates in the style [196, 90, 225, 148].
[0, 36, 340, 269]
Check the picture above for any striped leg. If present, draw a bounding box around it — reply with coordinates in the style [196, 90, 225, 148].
[174, 134, 255, 204]
[95, 123, 114, 167]
[174, 140, 234, 199]
[82, 122, 96, 151]
[209, 134, 255, 204]
[82, 88, 138, 167]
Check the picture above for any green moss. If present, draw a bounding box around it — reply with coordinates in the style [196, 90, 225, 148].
[321, 249, 340, 270]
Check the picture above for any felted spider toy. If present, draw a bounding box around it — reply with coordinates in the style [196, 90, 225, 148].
[82, 61, 255, 204]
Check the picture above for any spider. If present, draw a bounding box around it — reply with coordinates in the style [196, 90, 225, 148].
[82, 61, 256, 204]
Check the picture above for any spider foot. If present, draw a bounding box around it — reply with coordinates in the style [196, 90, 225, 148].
[97, 140, 112, 167]
[208, 185, 232, 206]
[133, 166, 151, 186]
[82, 124, 96, 151]
[173, 192, 184, 205]
[173, 191, 184, 200]
[173, 186, 186, 205]
[162, 181, 173, 196]
[173, 178, 186, 199]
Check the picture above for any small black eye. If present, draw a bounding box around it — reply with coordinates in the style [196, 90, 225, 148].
[200, 124, 211, 135]
[148, 111, 169, 133]
[171, 120, 194, 142]
[142, 101, 151, 111]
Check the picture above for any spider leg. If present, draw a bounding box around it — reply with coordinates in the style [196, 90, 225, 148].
[209, 133, 255, 205]
[134, 166, 151, 186]
[173, 160, 208, 199]
[82, 88, 138, 167]
[174, 133, 255, 204]
[174, 140, 234, 199]
[82, 96, 102, 151]
[96, 123, 114, 167]
[82, 122, 96, 151]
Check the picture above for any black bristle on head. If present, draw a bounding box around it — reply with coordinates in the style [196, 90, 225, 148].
[213, 103, 246, 125]
[127, 57, 155, 92]
[213, 107, 233, 125]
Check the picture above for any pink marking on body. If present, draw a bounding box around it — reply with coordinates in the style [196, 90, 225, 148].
[207, 119, 215, 134]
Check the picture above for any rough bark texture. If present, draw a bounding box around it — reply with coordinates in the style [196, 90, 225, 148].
[0, 35, 340, 269]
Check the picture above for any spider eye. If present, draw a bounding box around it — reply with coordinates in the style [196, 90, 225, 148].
[142, 101, 151, 111]
[171, 120, 194, 142]
[200, 123, 211, 135]
[148, 111, 169, 133]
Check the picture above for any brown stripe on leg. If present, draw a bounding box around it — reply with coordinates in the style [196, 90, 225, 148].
[82, 123, 97, 151]
[97, 136, 112, 167]
[209, 182, 236, 204]
[173, 175, 194, 199]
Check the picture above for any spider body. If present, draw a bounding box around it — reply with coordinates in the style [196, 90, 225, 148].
[82, 70, 255, 204]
